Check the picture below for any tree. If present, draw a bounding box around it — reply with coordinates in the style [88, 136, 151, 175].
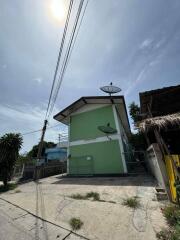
[28, 141, 56, 158]
[0, 133, 23, 186]
[129, 102, 141, 123]
[130, 132, 147, 151]
[16, 154, 31, 165]
[129, 102, 147, 150]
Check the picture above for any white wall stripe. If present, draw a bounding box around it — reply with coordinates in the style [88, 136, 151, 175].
[112, 105, 128, 173]
[69, 134, 120, 146]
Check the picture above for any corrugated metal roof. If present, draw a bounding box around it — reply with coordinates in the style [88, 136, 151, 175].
[53, 96, 131, 137]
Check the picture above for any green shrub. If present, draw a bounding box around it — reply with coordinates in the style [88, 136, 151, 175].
[163, 205, 180, 226]
[69, 217, 83, 230]
[0, 183, 17, 193]
[156, 229, 173, 240]
[157, 205, 180, 240]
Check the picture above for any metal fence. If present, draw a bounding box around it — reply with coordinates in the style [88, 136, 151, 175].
[123, 151, 148, 173]
[21, 162, 67, 180]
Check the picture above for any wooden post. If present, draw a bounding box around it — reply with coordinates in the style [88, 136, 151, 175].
[147, 104, 180, 179]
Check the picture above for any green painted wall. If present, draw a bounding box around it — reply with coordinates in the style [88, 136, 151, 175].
[70, 105, 116, 141]
[69, 140, 124, 175]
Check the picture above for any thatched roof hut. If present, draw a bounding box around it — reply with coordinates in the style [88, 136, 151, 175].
[139, 112, 180, 132]
[139, 85, 180, 154]
[140, 85, 180, 117]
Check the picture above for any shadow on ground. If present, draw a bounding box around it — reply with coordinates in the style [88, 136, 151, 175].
[52, 175, 155, 187]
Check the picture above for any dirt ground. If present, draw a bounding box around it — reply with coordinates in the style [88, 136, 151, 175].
[0, 175, 167, 240]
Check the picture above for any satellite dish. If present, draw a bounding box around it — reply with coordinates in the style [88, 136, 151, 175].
[98, 123, 117, 134]
[100, 82, 121, 96]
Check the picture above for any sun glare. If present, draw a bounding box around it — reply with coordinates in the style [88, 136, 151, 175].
[50, 0, 66, 22]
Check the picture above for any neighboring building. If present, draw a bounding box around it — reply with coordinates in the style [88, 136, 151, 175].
[54, 96, 131, 176]
[139, 85, 180, 202]
[139, 84, 180, 153]
[45, 147, 67, 163]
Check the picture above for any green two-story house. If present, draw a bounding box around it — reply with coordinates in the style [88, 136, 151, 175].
[54, 96, 131, 176]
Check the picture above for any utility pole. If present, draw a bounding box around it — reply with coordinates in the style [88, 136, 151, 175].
[34, 119, 48, 180]
[37, 119, 48, 160]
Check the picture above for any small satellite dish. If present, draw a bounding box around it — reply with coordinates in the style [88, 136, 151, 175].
[100, 82, 121, 96]
[98, 123, 117, 134]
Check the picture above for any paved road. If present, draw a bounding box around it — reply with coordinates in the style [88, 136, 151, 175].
[0, 199, 83, 240]
[0, 210, 34, 240]
[0, 176, 167, 240]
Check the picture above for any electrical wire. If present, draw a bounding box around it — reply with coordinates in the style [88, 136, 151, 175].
[45, 0, 74, 120]
[65, 0, 89, 72]
[47, 0, 85, 117]
[47, 0, 88, 118]
[21, 124, 61, 136]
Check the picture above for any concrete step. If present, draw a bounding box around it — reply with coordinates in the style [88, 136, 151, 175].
[155, 187, 166, 193]
[156, 192, 168, 201]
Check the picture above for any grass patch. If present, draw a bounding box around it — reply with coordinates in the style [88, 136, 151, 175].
[69, 217, 83, 231]
[157, 205, 180, 240]
[0, 183, 17, 193]
[122, 196, 140, 209]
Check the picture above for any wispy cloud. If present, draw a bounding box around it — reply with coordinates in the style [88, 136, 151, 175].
[33, 77, 43, 84]
[139, 38, 153, 50]
[0, 103, 67, 152]
[124, 66, 147, 96]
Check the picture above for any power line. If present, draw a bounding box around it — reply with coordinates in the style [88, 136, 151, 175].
[47, 0, 89, 118]
[45, 0, 74, 120]
[48, 0, 86, 117]
[66, 0, 89, 71]
[36, 0, 88, 158]
[36, 0, 75, 158]
[22, 124, 61, 136]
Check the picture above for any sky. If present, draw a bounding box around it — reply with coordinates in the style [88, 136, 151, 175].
[0, 0, 180, 152]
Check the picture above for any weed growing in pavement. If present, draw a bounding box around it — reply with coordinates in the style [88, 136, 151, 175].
[70, 192, 100, 201]
[70, 191, 117, 204]
[122, 196, 140, 209]
[70, 193, 87, 200]
[86, 191, 100, 201]
[14, 189, 21, 193]
[69, 217, 83, 231]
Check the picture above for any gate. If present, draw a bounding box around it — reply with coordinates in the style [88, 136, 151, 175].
[123, 151, 148, 174]
[69, 155, 94, 176]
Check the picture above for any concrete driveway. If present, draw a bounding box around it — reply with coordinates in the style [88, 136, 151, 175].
[0, 175, 167, 240]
